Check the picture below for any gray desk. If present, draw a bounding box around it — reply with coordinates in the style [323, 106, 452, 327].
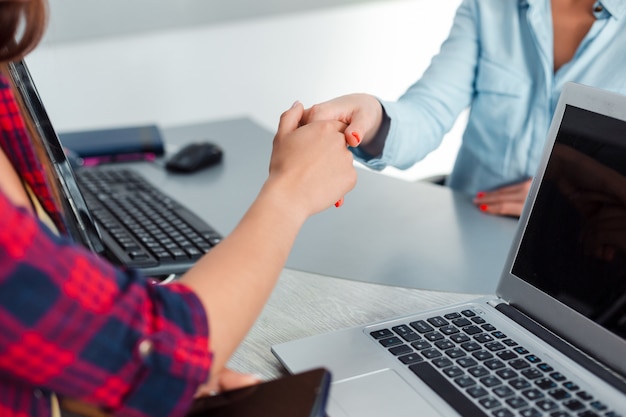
[129, 117, 517, 294]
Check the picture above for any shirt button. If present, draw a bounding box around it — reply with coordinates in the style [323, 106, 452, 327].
[33, 389, 43, 399]
[138, 339, 154, 358]
[594, 4, 603, 12]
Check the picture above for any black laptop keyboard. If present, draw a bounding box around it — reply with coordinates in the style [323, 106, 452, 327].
[370, 308, 621, 417]
[76, 168, 222, 276]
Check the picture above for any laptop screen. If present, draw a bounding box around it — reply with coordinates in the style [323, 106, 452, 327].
[6, 60, 105, 254]
[512, 104, 626, 340]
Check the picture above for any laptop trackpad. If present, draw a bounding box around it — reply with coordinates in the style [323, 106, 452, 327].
[328, 369, 444, 417]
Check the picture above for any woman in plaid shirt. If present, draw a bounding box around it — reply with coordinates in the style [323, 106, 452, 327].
[0, 1, 357, 416]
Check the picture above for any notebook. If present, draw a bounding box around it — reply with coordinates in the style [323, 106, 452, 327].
[273, 82, 626, 417]
[7, 59, 222, 278]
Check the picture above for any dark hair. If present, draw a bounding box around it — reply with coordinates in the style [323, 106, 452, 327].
[0, 0, 47, 62]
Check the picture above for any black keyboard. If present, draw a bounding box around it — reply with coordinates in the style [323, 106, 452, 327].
[370, 308, 621, 417]
[76, 168, 222, 277]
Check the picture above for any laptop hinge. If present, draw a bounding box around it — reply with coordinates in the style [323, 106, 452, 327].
[495, 302, 626, 394]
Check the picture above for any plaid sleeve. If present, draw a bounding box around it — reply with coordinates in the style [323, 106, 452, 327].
[0, 192, 211, 417]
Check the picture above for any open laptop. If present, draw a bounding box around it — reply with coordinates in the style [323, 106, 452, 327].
[273, 82, 626, 417]
[6, 59, 222, 278]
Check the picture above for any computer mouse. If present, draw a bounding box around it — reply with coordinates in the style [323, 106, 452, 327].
[165, 142, 223, 173]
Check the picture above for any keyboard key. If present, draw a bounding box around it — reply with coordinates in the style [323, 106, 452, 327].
[410, 320, 435, 334]
[536, 399, 558, 412]
[472, 350, 494, 361]
[392, 324, 421, 342]
[467, 386, 489, 398]
[462, 342, 483, 352]
[427, 316, 449, 327]
[444, 312, 461, 320]
[457, 357, 478, 368]
[550, 372, 567, 382]
[452, 318, 472, 327]
[493, 385, 515, 398]
[463, 325, 483, 335]
[432, 357, 454, 368]
[496, 350, 517, 361]
[505, 396, 528, 409]
[445, 348, 467, 359]
[519, 408, 542, 417]
[379, 336, 403, 347]
[411, 340, 432, 350]
[454, 375, 476, 388]
[388, 344, 412, 356]
[450, 333, 471, 343]
[398, 353, 423, 365]
[509, 359, 531, 370]
[521, 388, 544, 401]
[468, 366, 490, 378]
[535, 378, 557, 390]
[537, 363, 554, 372]
[576, 391, 593, 401]
[485, 342, 506, 351]
[496, 368, 518, 380]
[424, 331, 445, 341]
[434, 340, 455, 350]
[562, 381, 579, 391]
[443, 366, 464, 378]
[509, 378, 531, 390]
[562, 399, 585, 411]
[521, 368, 543, 380]
[461, 309, 476, 317]
[440, 325, 460, 335]
[479, 375, 502, 388]
[421, 348, 442, 359]
[548, 388, 571, 400]
[492, 408, 515, 417]
[475, 333, 495, 343]
[484, 359, 506, 370]
[478, 397, 501, 409]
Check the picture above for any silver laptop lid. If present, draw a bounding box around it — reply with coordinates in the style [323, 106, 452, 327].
[498, 82, 626, 379]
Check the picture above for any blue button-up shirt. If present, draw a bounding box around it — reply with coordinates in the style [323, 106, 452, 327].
[355, 0, 626, 195]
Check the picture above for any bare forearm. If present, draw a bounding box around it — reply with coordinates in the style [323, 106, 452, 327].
[178, 180, 306, 373]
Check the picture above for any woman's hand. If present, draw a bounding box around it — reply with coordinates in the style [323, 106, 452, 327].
[266, 101, 357, 217]
[302, 94, 384, 151]
[473, 178, 533, 218]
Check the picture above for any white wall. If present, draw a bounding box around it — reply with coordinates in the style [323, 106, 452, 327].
[27, 0, 464, 181]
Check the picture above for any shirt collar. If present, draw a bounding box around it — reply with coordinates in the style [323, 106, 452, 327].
[520, 0, 625, 19]
[598, 0, 626, 19]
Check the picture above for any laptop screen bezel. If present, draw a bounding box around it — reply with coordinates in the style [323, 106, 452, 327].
[7, 59, 106, 254]
[497, 82, 626, 379]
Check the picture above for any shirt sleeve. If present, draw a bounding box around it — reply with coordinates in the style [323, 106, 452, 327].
[0, 192, 211, 417]
[353, 0, 479, 171]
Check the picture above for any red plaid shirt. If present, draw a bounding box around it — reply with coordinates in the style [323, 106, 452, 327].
[0, 75, 211, 417]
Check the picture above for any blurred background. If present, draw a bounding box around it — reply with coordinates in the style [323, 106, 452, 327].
[27, 0, 465, 181]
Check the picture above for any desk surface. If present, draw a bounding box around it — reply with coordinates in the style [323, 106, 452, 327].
[130, 117, 518, 294]
[227, 268, 479, 378]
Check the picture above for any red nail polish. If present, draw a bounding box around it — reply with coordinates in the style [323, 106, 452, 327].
[351, 132, 361, 145]
[479, 204, 488, 212]
[476, 192, 485, 198]
[335, 198, 344, 208]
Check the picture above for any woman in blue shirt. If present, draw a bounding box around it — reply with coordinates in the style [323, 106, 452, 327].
[304, 0, 626, 217]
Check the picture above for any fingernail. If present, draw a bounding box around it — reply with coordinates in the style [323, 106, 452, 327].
[476, 192, 485, 198]
[479, 204, 488, 212]
[351, 132, 361, 145]
[291, 100, 300, 109]
[335, 198, 344, 208]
